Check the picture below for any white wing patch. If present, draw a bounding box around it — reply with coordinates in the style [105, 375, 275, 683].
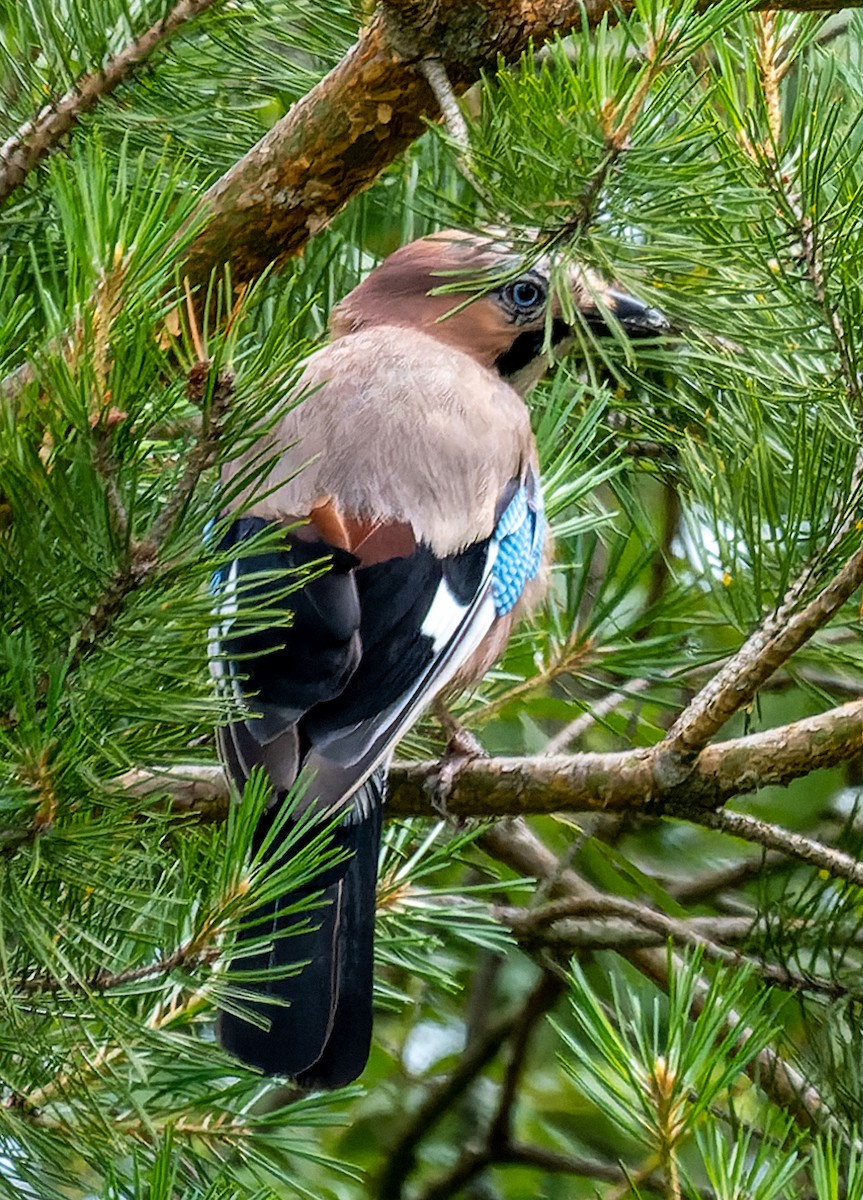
[208, 558, 244, 707]
[421, 579, 471, 652]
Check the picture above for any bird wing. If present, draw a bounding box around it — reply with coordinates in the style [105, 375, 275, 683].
[211, 464, 544, 813]
[210, 331, 545, 1084]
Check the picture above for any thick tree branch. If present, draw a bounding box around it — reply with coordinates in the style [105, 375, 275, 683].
[182, 1, 598, 291]
[181, 0, 855, 292]
[0, 0, 224, 205]
[122, 698, 863, 821]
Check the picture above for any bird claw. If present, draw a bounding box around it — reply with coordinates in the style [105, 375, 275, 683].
[428, 703, 487, 820]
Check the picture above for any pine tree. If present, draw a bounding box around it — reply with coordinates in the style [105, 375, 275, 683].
[3, 1, 863, 1197]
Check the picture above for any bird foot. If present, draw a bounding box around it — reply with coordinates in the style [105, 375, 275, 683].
[429, 702, 487, 819]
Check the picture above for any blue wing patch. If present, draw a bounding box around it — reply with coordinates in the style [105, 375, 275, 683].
[491, 476, 545, 616]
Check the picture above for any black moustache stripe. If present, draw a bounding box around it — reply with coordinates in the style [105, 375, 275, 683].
[495, 317, 571, 377]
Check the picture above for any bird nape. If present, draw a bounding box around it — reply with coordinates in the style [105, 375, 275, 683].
[209, 229, 665, 1089]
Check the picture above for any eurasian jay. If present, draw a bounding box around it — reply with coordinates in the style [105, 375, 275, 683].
[210, 230, 665, 1088]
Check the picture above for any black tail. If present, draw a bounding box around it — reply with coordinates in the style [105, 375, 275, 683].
[217, 773, 384, 1088]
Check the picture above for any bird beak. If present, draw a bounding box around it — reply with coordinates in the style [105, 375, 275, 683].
[583, 286, 669, 338]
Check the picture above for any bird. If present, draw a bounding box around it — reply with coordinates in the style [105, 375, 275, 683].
[209, 229, 666, 1088]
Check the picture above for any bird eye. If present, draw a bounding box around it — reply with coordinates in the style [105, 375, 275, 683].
[505, 279, 545, 311]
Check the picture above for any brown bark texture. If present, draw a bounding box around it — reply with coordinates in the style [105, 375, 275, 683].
[118, 697, 863, 821]
[181, 0, 856, 291]
[183, 1, 593, 290]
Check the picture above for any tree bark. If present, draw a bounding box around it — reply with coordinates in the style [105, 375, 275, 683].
[117, 697, 863, 820]
[182, 0, 858, 290]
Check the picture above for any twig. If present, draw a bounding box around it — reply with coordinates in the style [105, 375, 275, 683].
[418, 57, 471, 149]
[543, 676, 653, 755]
[499, 911, 761, 950]
[669, 853, 782, 904]
[414, 1140, 630, 1200]
[682, 807, 863, 889]
[147, 364, 232, 548]
[488, 972, 565, 1149]
[0, 0, 224, 205]
[405, 976, 626, 1200]
[13, 939, 219, 996]
[498, 897, 855, 999]
[641, 481, 682, 624]
[661, 537, 863, 760]
[478, 818, 825, 1130]
[376, 1003, 525, 1199]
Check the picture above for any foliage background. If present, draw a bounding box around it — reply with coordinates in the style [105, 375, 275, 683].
[3, 0, 863, 1197]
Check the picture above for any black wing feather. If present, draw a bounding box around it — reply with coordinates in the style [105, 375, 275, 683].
[212, 514, 497, 1085]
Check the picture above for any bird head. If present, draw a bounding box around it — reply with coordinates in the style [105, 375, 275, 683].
[328, 230, 667, 395]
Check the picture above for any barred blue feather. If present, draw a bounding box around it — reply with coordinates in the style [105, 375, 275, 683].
[491, 480, 545, 615]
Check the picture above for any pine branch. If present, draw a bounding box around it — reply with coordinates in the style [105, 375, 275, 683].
[120, 698, 863, 824]
[498, 898, 856, 999]
[683, 808, 863, 887]
[376, 1000, 526, 1199]
[414, 1140, 631, 1200]
[3, 0, 859, 412]
[659, 539, 863, 761]
[499, 909, 761, 949]
[181, 0, 858, 293]
[478, 818, 825, 1131]
[183, 0, 600, 292]
[0, 0, 225, 205]
[13, 937, 219, 996]
[488, 973, 566, 1151]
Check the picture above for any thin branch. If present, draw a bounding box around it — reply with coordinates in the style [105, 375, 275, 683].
[488, 972, 565, 1149]
[418, 57, 470, 149]
[660, 539, 863, 760]
[498, 898, 855, 999]
[69, 363, 231, 665]
[376, 1002, 525, 1200]
[0, 0, 224, 205]
[414, 1141, 630, 1200]
[683, 807, 863, 889]
[388, 969, 571, 1195]
[668, 853, 782, 904]
[478, 818, 825, 1131]
[13, 939, 219, 996]
[146, 364, 232, 548]
[499, 910, 761, 950]
[400, 974, 629, 1200]
[542, 676, 653, 755]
